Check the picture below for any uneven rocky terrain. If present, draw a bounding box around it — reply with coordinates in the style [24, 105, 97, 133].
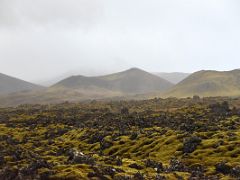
[1, 97, 240, 179]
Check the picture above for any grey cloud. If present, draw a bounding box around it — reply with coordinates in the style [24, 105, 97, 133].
[0, 0, 103, 28]
[0, 0, 240, 82]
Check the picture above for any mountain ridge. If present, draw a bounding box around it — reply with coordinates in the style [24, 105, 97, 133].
[52, 68, 174, 94]
[2, 68, 240, 107]
[164, 69, 240, 97]
[0, 73, 44, 95]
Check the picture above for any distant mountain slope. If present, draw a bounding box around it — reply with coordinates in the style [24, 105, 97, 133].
[0, 73, 44, 95]
[0, 68, 174, 107]
[164, 69, 240, 97]
[53, 68, 174, 94]
[155, 72, 190, 84]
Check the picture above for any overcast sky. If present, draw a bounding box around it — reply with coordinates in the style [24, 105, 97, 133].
[1, 0, 240, 82]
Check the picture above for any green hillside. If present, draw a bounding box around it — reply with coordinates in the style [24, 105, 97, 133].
[53, 68, 173, 95]
[164, 69, 240, 98]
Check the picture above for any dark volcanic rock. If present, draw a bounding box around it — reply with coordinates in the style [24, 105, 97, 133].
[209, 101, 230, 115]
[129, 163, 144, 170]
[183, 136, 202, 153]
[68, 150, 95, 165]
[0, 156, 4, 166]
[88, 166, 119, 179]
[145, 159, 163, 173]
[169, 159, 188, 172]
[133, 172, 144, 180]
[156, 174, 167, 180]
[121, 107, 129, 115]
[231, 166, 240, 178]
[215, 162, 231, 175]
[20, 159, 50, 176]
[0, 167, 20, 180]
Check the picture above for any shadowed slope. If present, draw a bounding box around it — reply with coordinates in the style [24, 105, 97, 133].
[0, 73, 44, 95]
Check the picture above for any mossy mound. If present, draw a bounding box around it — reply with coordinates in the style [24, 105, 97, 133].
[1, 98, 240, 179]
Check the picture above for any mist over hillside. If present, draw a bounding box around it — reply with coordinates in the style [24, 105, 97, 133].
[0, 73, 44, 95]
[154, 72, 190, 84]
[1, 1, 240, 179]
[53, 68, 173, 94]
[2, 68, 240, 107]
[0, 68, 174, 107]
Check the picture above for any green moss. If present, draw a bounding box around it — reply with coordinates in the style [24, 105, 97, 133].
[1, 99, 240, 179]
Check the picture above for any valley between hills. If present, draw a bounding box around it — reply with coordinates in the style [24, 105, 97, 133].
[1, 68, 240, 107]
[2, 1, 240, 179]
